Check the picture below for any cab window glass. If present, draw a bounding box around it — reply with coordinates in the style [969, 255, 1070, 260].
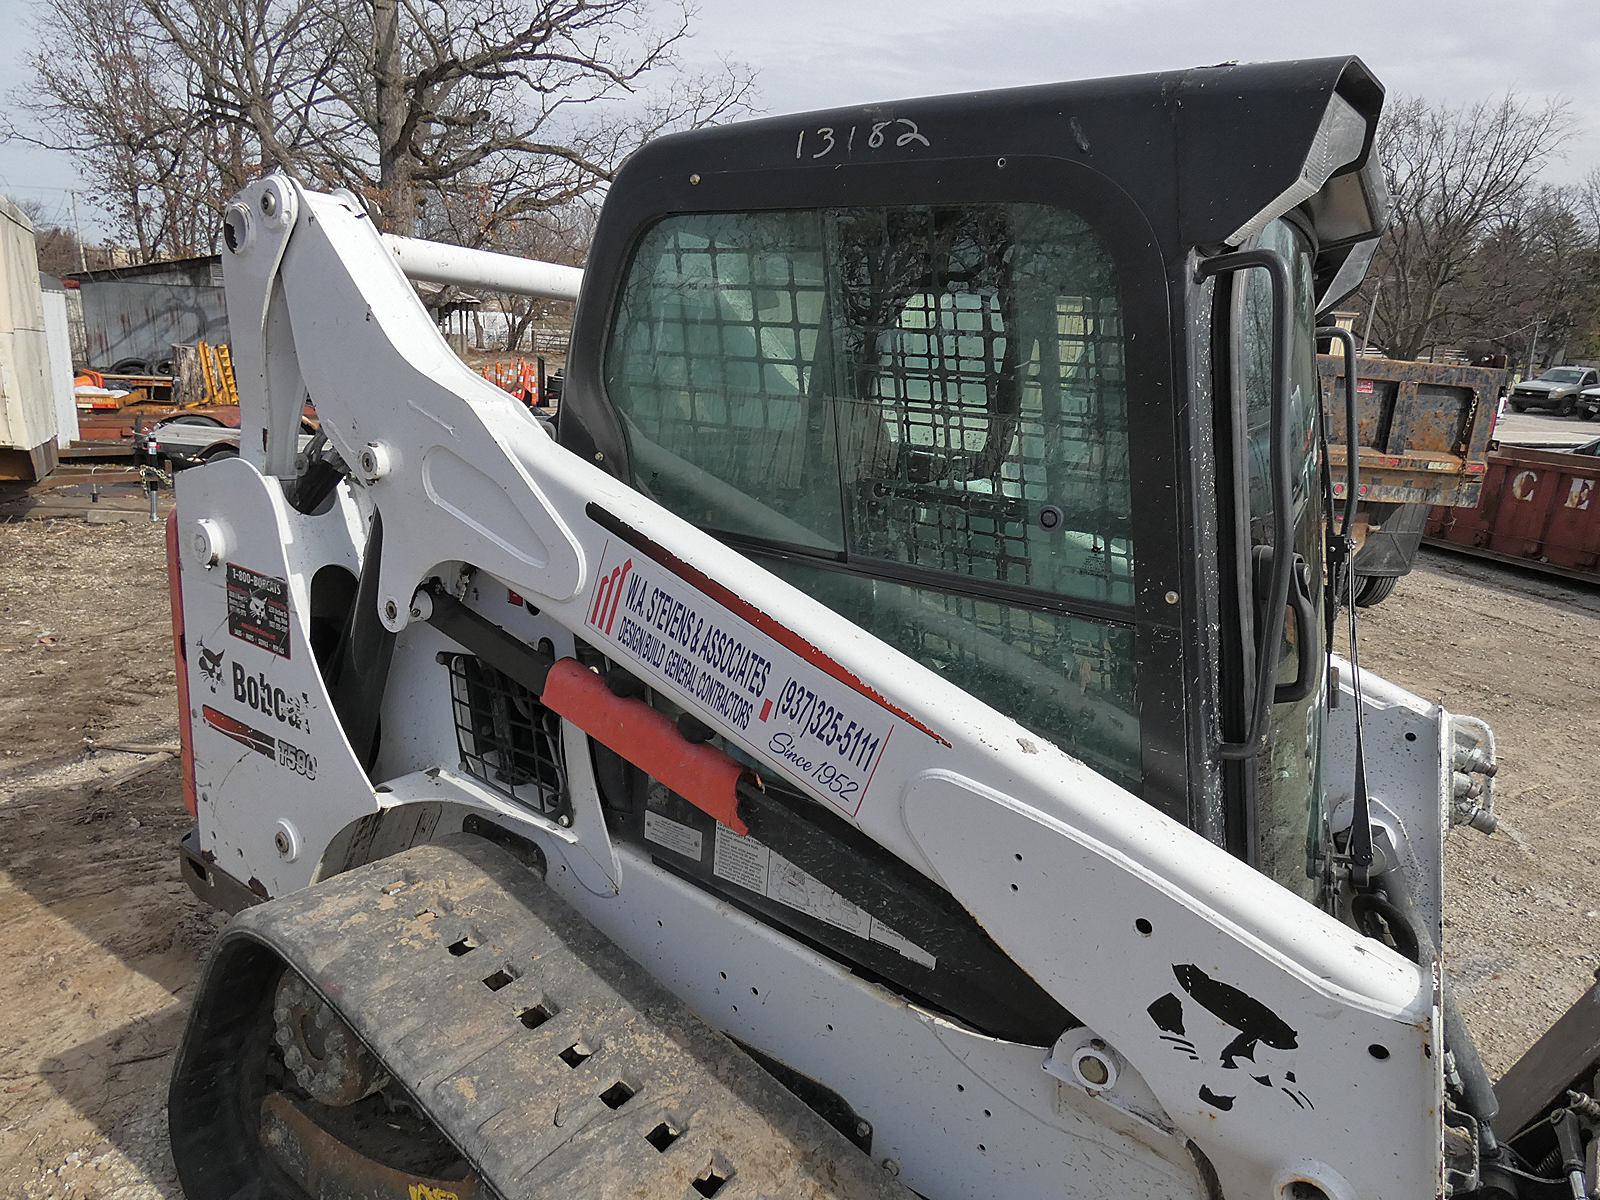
[604, 212, 843, 552]
[769, 562, 1140, 791]
[606, 203, 1141, 789]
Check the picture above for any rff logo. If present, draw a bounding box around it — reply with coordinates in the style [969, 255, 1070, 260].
[588, 558, 633, 635]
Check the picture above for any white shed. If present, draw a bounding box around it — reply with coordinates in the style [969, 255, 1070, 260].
[0, 197, 60, 479]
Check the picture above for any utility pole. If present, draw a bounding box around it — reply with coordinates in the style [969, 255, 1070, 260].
[67, 190, 87, 272]
[1360, 281, 1381, 354]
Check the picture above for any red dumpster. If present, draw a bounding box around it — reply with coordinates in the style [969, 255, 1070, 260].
[1425, 445, 1600, 582]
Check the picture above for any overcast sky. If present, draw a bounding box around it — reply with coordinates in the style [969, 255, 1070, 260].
[2, 0, 1596, 239]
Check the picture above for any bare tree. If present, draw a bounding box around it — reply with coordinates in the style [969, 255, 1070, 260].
[135, 0, 753, 233]
[1351, 94, 1575, 361]
[14, 0, 753, 256]
[1513, 189, 1600, 366]
[12, 0, 227, 259]
[1580, 166, 1600, 236]
[15, 200, 121, 275]
[343, 0, 755, 232]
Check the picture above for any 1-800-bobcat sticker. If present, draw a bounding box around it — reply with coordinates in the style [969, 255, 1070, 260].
[226, 563, 292, 659]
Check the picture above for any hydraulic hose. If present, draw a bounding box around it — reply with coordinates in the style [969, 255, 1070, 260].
[1377, 870, 1501, 1155]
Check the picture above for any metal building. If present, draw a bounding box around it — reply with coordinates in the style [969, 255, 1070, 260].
[67, 255, 228, 375]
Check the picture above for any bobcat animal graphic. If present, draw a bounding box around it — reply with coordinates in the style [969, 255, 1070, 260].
[198, 643, 225, 692]
[1147, 963, 1313, 1112]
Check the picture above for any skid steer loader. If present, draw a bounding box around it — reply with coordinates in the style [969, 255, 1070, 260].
[164, 57, 1598, 1200]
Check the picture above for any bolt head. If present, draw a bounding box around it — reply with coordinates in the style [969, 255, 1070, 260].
[260, 191, 277, 216]
[1072, 1046, 1117, 1089]
[358, 441, 392, 481]
[274, 830, 291, 855]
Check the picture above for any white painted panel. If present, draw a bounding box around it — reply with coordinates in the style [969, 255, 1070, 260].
[0, 198, 55, 451]
[41, 291, 77, 446]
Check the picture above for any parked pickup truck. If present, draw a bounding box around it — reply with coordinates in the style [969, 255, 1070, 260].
[145, 409, 316, 466]
[1318, 352, 1506, 605]
[1578, 383, 1600, 421]
[1507, 364, 1600, 416]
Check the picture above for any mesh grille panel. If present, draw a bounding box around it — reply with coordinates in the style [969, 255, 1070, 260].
[447, 654, 570, 819]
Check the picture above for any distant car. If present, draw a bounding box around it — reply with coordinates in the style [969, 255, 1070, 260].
[146, 410, 316, 466]
[1507, 365, 1600, 416]
[1577, 385, 1600, 422]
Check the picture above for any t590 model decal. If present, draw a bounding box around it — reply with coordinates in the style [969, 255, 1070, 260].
[202, 705, 318, 780]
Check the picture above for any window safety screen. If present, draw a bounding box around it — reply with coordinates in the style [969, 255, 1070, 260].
[446, 654, 570, 820]
[605, 203, 1140, 788]
[769, 562, 1141, 792]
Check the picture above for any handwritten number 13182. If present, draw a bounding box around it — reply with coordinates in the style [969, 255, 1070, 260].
[796, 119, 931, 160]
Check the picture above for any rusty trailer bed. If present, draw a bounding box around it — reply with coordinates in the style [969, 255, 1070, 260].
[1319, 354, 1505, 509]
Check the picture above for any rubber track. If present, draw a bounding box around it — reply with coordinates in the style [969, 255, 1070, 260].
[170, 834, 910, 1200]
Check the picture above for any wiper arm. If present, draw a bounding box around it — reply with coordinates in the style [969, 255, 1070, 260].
[1316, 324, 1375, 887]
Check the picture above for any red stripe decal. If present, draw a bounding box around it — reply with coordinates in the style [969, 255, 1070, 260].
[166, 512, 198, 818]
[541, 659, 749, 834]
[202, 705, 276, 758]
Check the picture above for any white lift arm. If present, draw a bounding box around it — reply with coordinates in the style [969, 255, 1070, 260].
[381, 233, 584, 301]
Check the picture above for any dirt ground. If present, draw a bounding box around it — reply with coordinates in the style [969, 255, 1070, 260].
[0, 518, 1596, 1197]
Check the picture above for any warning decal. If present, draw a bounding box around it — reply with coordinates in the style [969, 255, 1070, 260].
[711, 823, 770, 893]
[583, 534, 908, 817]
[226, 563, 292, 659]
[643, 809, 704, 861]
[711, 826, 936, 970]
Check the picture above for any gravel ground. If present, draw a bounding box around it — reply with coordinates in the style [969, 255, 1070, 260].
[0, 517, 221, 1199]
[0, 518, 1594, 1196]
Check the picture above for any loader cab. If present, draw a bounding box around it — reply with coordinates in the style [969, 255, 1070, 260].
[558, 58, 1389, 905]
